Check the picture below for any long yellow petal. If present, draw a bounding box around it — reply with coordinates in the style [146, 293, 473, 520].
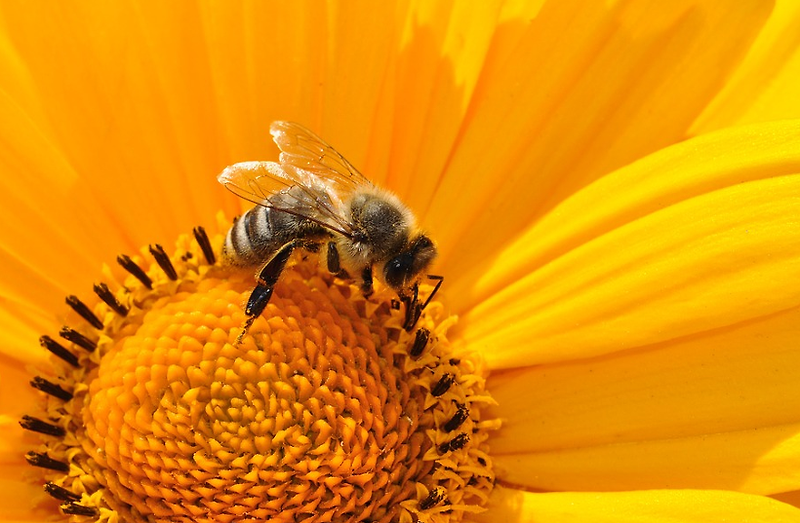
[692, 0, 800, 133]
[485, 305, 800, 494]
[456, 120, 800, 368]
[468, 486, 800, 523]
[495, 424, 800, 495]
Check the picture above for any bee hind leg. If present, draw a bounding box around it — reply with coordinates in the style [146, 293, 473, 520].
[326, 241, 350, 279]
[360, 266, 374, 298]
[236, 240, 299, 344]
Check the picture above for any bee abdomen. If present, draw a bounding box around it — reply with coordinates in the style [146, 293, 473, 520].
[224, 200, 330, 267]
[224, 205, 282, 266]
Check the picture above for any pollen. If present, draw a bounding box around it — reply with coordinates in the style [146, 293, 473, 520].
[23, 220, 499, 523]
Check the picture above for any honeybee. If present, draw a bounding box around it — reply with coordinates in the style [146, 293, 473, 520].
[218, 121, 442, 340]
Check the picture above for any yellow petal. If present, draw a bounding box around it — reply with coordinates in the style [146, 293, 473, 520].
[0, 3, 203, 233]
[382, 0, 505, 209]
[0, 469, 57, 523]
[0, 358, 40, 420]
[773, 489, 800, 508]
[429, 0, 770, 279]
[496, 426, 800, 495]
[468, 486, 800, 523]
[486, 305, 800, 494]
[0, 363, 48, 521]
[692, 1, 800, 133]
[457, 120, 800, 368]
[0, 87, 128, 306]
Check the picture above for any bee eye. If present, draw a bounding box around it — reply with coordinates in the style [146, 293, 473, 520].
[384, 253, 413, 290]
[384, 235, 437, 292]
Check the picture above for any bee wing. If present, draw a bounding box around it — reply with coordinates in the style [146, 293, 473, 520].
[270, 121, 373, 194]
[217, 161, 356, 237]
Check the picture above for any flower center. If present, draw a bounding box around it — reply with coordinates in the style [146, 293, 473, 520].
[23, 224, 498, 523]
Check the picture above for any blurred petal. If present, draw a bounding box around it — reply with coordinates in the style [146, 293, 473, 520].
[692, 0, 800, 133]
[457, 120, 800, 368]
[0, 2, 208, 239]
[468, 486, 800, 523]
[0, 357, 51, 521]
[0, 1, 512, 312]
[773, 489, 800, 508]
[381, 1, 504, 205]
[430, 0, 770, 279]
[0, 471, 57, 523]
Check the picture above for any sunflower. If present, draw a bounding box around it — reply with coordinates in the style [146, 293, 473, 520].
[3, 1, 800, 522]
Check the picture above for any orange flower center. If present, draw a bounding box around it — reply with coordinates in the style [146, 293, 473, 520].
[24, 226, 498, 523]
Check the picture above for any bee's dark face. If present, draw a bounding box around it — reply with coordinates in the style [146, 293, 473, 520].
[383, 234, 437, 292]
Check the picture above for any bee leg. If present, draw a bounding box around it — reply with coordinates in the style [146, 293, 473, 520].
[325, 241, 351, 279]
[326, 242, 341, 273]
[360, 266, 374, 298]
[236, 240, 299, 344]
[401, 283, 421, 331]
[401, 276, 444, 331]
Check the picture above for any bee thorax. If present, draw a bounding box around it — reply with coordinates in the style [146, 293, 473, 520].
[347, 191, 411, 259]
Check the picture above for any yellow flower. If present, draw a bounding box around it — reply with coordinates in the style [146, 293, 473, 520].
[2, 1, 800, 522]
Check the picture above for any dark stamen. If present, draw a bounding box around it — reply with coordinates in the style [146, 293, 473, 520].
[410, 328, 430, 358]
[438, 432, 469, 454]
[431, 373, 455, 397]
[25, 451, 69, 472]
[59, 327, 96, 353]
[30, 377, 73, 401]
[19, 415, 65, 437]
[65, 295, 103, 330]
[443, 403, 470, 432]
[39, 336, 79, 367]
[44, 482, 80, 502]
[419, 486, 446, 510]
[93, 282, 129, 317]
[193, 226, 216, 265]
[117, 254, 153, 289]
[149, 244, 177, 280]
[61, 503, 99, 517]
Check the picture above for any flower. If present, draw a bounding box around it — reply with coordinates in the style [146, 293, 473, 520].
[3, 1, 800, 522]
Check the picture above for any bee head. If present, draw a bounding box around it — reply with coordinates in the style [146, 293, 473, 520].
[383, 234, 437, 292]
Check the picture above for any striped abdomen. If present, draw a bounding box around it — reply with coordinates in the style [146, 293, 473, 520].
[224, 190, 330, 267]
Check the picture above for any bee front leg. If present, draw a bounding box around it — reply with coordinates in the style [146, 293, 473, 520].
[237, 240, 299, 343]
[360, 266, 374, 298]
[401, 276, 444, 331]
[401, 283, 421, 331]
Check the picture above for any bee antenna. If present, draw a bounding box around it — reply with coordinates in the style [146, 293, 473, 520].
[420, 275, 444, 311]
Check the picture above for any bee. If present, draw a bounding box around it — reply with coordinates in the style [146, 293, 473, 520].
[218, 121, 442, 340]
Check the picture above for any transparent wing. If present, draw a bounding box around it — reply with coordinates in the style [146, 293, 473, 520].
[270, 121, 373, 195]
[217, 161, 355, 237]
